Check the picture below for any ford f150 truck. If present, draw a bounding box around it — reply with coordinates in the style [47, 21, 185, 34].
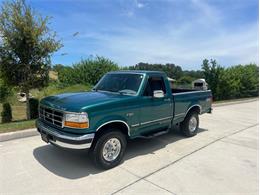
[36, 71, 212, 169]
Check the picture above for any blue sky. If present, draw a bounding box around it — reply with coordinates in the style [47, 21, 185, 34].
[25, 0, 258, 69]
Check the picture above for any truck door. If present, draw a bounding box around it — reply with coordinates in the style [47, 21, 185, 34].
[139, 76, 173, 134]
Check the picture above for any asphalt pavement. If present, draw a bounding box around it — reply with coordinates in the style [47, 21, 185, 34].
[0, 100, 258, 195]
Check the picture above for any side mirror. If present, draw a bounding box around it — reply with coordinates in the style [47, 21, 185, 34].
[153, 90, 164, 98]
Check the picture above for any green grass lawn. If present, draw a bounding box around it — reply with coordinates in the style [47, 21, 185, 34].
[0, 104, 35, 133]
[0, 119, 35, 133]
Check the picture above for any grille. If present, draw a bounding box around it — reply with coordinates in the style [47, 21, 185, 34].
[39, 106, 64, 127]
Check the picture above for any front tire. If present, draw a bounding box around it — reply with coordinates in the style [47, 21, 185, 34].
[90, 130, 127, 169]
[180, 111, 199, 137]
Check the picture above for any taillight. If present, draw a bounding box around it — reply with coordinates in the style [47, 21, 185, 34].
[206, 97, 212, 104]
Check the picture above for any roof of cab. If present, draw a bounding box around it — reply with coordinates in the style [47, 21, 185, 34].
[109, 70, 165, 75]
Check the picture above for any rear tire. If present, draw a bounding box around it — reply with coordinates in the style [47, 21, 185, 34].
[180, 111, 199, 137]
[90, 129, 127, 169]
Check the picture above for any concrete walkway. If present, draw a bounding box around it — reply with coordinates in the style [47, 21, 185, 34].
[0, 100, 258, 194]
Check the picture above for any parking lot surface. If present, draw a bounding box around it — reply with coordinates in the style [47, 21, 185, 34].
[0, 100, 258, 195]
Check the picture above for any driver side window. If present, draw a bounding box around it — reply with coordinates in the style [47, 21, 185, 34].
[143, 77, 166, 96]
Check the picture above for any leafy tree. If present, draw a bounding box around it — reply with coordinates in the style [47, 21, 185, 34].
[129, 62, 183, 79]
[201, 59, 224, 100]
[57, 66, 76, 86]
[220, 64, 259, 99]
[238, 64, 259, 97]
[58, 56, 119, 86]
[177, 75, 194, 85]
[183, 70, 204, 78]
[52, 64, 65, 73]
[0, 0, 62, 119]
[202, 59, 258, 100]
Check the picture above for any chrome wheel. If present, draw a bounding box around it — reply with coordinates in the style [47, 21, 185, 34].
[102, 138, 121, 162]
[188, 116, 197, 132]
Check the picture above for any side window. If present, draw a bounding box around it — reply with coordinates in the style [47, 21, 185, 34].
[143, 77, 166, 96]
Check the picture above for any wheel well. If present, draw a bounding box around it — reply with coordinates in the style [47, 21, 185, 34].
[95, 122, 129, 139]
[186, 105, 201, 116]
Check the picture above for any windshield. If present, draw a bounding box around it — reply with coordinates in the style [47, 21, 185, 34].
[95, 73, 143, 95]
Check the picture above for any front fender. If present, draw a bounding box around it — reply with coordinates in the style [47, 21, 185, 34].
[92, 115, 130, 134]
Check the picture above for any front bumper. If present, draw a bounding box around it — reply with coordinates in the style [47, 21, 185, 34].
[36, 119, 95, 149]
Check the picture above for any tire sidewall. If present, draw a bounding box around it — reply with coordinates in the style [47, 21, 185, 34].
[182, 112, 199, 137]
[93, 130, 127, 169]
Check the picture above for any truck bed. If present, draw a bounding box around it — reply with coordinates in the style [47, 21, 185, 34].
[171, 88, 196, 94]
[171, 88, 212, 123]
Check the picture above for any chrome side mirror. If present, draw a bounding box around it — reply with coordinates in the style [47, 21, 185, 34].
[153, 90, 164, 98]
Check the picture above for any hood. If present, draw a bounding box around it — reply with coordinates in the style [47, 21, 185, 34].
[40, 91, 132, 112]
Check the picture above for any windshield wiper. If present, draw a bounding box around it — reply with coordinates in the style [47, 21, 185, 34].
[95, 89, 120, 94]
[118, 91, 136, 96]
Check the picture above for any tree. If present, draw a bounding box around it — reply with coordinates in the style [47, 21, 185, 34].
[201, 59, 258, 100]
[52, 64, 65, 73]
[201, 59, 224, 100]
[177, 75, 194, 85]
[128, 62, 183, 79]
[220, 64, 259, 99]
[0, 0, 62, 119]
[58, 56, 119, 86]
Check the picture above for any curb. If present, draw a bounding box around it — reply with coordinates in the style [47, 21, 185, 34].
[0, 98, 258, 142]
[0, 128, 39, 142]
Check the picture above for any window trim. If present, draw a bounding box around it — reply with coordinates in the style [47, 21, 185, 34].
[94, 73, 145, 96]
[142, 76, 166, 97]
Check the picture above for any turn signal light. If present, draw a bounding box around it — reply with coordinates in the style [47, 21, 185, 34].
[64, 121, 89, 128]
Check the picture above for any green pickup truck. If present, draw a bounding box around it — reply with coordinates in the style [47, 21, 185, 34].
[36, 71, 212, 169]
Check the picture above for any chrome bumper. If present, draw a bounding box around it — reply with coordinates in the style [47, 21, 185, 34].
[36, 119, 95, 149]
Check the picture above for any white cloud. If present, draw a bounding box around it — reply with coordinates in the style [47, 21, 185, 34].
[120, 0, 145, 17]
[88, 21, 258, 69]
[137, 3, 144, 8]
[191, 0, 221, 25]
[60, 0, 258, 69]
[135, 0, 144, 8]
[136, 2, 144, 8]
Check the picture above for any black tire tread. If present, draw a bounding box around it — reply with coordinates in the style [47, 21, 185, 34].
[180, 111, 199, 137]
[90, 129, 127, 169]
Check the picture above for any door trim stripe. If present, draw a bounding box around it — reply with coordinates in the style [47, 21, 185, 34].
[140, 116, 172, 126]
[131, 124, 140, 127]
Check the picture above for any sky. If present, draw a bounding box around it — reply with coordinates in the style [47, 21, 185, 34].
[22, 0, 259, 69]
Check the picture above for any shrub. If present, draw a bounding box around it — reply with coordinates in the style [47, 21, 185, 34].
[58, 56, 119, 86]
[29, 98, 39, 119]
[0, 79, 12, 103]
[1, 102, 12, 123]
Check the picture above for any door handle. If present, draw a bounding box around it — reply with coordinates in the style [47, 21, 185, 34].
[164, 98, 171, 102]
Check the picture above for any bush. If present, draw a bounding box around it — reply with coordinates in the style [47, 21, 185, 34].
[1, 102, 12, 123]
[29, 98, 39, 119]
[58, 56, 119, 86]
[0, 79, 12, 103]
[202, 60, 259, 101]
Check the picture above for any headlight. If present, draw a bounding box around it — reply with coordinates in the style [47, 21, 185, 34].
[64, 113, 89, 128]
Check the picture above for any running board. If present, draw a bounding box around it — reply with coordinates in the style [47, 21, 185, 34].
[138, 129, 169, 139]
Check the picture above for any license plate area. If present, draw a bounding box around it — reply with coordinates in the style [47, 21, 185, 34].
[41, 133, 49, 143]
